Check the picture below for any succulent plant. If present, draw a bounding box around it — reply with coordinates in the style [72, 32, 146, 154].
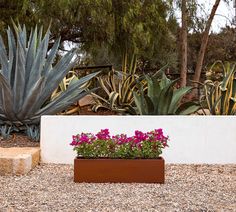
[204, 61, 236, 115]
[0, 24, 98, 125]
[51, 70, 90, 115]
[133, 74, 200, 115]
[91, 54, 146, 114]
[0, 124, 12, 139]
[26, 125, 40, 141]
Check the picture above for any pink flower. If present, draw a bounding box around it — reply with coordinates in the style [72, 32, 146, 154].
[96, 129, 110, 140]
[155, 128, 163, 135]
[80, 133, 89, 143]
[70, 129, 169, 154]
[70, 140, 78, 146]
[134, 130, 148, 142]
[70, 135, 79, 146]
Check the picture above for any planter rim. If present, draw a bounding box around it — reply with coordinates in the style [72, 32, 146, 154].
[75, 157, 164, 160]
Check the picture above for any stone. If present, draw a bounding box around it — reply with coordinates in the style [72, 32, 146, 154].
[0, 147, 40, 175]
[31, 149, 41, 168]
[0, 157, 13, 175]
[78, 95, 95, 106]
[13, 154, 32, 175]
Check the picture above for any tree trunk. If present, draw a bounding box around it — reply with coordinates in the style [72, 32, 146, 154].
[180, 0, 188, 88]
[193, 0, 221, 90]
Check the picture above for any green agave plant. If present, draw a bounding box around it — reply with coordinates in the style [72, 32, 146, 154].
[50, 70, 90, 115]
[91, 54, 147, 114]
[133, 74, 200, 115]
[0, 24, 98, 125]
[204, 61, 236, 115]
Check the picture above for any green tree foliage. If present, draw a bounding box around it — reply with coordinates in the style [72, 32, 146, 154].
[0, 0, 178, 68]
[0, 0, 37, 30]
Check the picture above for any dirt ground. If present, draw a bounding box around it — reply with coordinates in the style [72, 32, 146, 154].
[78, 105, 117, 115]
[0, 134, 39, 148]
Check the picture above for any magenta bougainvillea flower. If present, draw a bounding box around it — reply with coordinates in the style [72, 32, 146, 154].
[71, 129, 169, 159]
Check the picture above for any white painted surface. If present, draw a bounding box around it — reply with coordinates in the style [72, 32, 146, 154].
[40, 116, 236, 164]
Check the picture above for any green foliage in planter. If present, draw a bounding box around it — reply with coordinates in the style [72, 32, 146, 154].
[133, 74, 200, 115]
[0, 23, 99, 126]
[75, 140, 163, 159]
[204, 61, 236, 115]
[71, 129, 169, 159]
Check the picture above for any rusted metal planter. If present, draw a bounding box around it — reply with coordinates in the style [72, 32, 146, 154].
[74, 157, 165, 183]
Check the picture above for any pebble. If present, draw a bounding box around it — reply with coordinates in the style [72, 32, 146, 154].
[0, 164, 235, 211]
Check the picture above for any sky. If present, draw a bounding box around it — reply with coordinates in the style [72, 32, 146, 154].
[198, 0, 234, 32]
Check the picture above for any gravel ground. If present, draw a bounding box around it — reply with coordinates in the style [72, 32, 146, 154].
[0, 164, 235, 211]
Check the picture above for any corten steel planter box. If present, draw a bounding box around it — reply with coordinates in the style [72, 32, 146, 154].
[74, 157, 165, 183]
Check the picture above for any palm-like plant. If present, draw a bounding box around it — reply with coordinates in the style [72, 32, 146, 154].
[0, 24, 98, 125]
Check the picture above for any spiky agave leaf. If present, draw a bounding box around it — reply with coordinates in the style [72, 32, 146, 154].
[0, 24, 99, 125]
[91, 53, 148, 114]
[168, 86, 193, 114]
[176, 102, 200, 115]
[203, 61, 236, 115]
[133, 74, 199, 115]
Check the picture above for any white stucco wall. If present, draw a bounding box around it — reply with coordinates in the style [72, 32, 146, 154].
[40, 116, 236, 164]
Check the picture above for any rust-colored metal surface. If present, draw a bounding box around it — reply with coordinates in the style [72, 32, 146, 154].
[74, 158, 165, 183]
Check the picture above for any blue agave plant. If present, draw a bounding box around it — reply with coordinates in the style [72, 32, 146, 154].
[0, 24, 98, 125]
